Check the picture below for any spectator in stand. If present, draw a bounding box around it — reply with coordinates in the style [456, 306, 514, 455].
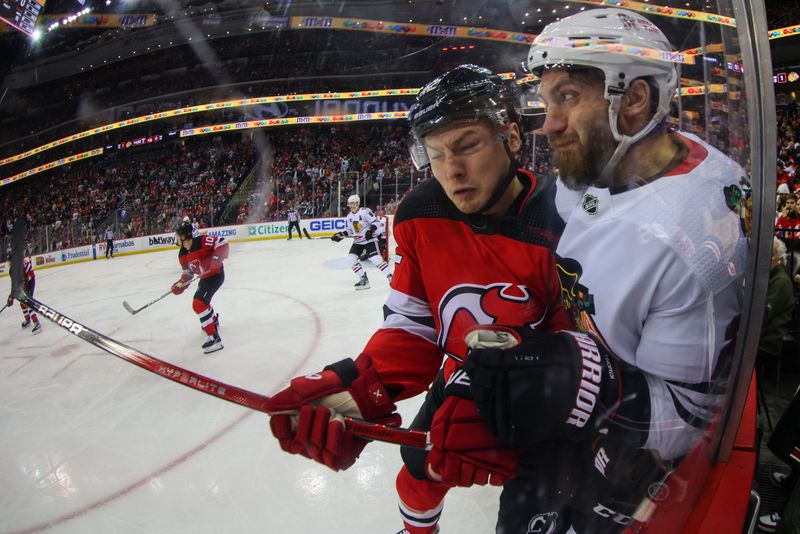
[757, 238, 795, 369]
[759, 384, 800, 533]
[776, 194, 800, 276]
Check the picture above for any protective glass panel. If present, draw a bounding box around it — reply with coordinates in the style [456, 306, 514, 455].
[0, 1, 774, 533]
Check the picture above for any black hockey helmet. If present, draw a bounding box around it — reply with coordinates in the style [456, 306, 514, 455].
[407, 64, 519, 170]
[175, 221, 193, 241]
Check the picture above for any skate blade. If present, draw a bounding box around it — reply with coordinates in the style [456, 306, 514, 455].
[203, 343, 224, 354]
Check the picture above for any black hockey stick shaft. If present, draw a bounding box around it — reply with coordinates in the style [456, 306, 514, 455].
[8, 220, 428, 449]
[123, 278, 195, 315]
[0, 303, 7, 315]
[123, 289, 172, 314]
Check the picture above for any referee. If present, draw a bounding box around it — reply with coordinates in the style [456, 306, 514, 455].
[287, 205, 302, 240]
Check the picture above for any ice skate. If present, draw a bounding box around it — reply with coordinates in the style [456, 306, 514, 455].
[354, 275, 370, 290]
[31, 322, 42, 335]
[202, 333, 223, 354]
[21, 318, 31, 328]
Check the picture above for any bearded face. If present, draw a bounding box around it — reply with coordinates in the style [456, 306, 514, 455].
[536, 68, 619, 190]
[551, 114, 617, 190]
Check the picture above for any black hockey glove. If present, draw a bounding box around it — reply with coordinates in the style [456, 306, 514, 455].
[463, 326, 621, 447]
[364, 227, 374, 240]
[330, 231, 346, 243]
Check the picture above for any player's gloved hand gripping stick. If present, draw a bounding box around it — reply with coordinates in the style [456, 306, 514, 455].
[265, 356, 403, 470]
[8, 218, 428, 450]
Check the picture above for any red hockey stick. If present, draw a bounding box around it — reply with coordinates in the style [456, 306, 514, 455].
[8, 222, 429, 450]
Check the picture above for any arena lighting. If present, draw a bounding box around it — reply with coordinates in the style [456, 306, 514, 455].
[46, 6, 91, 33]
[0, 46, 700, 171]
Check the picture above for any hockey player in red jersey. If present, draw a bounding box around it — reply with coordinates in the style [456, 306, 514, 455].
[263, 65, 606, 533]
[6, 254, 42, 334]
[171, 221, 228, 354]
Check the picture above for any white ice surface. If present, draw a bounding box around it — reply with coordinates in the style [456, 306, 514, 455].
[0, 238, 500, 534]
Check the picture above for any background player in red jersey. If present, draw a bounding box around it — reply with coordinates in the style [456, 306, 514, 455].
[6, 253, 42, 335]
[171, 221, 228, 354]
[262, 65, 616, 534]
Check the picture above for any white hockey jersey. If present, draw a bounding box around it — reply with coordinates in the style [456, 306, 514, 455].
[555, 131, 748, 460]
[344, 207, 380, 245]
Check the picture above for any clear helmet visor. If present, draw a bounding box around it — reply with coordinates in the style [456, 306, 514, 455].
[407, 108, 512, 170]
[513, 61, 547, 130]
[407, 119, 511, 171]
[408, 133, 431, 170]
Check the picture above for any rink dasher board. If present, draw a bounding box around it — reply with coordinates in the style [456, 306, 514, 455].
[0, 215, 386, 277]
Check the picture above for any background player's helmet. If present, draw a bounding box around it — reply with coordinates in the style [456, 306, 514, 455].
[175, 221, 193, 241]
[525, 8, 678, 183]
[407, 64, 518, 170]
[347, 194, 360, 205]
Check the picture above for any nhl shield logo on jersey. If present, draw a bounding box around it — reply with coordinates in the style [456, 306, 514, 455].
[437, 283, 547, 362]
[582, 193, 599, 214]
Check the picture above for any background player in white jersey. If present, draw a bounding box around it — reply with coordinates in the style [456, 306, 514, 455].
[6, 253, 42, 334]
[331, 194, 391, 289]
[374, 216, 389, 262]
[463, 8, 748, 532]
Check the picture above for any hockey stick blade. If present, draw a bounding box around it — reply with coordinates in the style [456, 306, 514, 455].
[8, 224, 427, 449]
[122, 288, 175, 315]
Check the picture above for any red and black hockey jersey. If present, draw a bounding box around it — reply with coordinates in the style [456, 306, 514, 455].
[22, 257, 35, 291]
[357, 169, 572, 401]
[178, 234, 229, 279]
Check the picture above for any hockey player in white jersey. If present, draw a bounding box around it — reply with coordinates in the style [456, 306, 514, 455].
[462, 8, 748, 533]
[331, 194, 392, 289]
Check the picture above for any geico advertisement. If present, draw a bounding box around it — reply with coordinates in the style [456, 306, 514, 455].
[308, 218, 347, 232]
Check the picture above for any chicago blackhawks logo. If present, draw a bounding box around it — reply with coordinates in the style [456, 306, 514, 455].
[437, 283, 546, 362]
[556, 256, 610, 352]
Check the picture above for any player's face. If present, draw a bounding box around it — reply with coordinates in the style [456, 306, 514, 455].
[424, 119, 520, 215]
[538, 69, 617, 190]
[348, 202, 359, 213]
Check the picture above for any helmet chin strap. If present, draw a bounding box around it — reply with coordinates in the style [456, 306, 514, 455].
[477, 140, 518, 216]
[598, 94, 667, 188]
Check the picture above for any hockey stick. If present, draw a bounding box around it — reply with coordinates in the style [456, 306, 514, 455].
[0, 303, 7, 315]
[9, 220, 428, 450]
[122, 278, 195, 315]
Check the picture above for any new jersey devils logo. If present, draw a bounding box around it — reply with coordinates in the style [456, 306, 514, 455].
[437, 283, 547, 362]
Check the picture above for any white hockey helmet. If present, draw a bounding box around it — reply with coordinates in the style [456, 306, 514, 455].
[347, 194, 360, 205]
[526, 8, 678, 183]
